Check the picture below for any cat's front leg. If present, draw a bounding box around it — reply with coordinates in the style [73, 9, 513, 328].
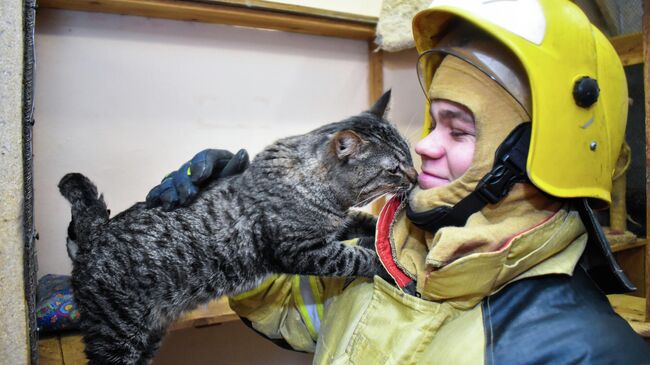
[279, 239, 382, 278]
[334, 211, 378, 241]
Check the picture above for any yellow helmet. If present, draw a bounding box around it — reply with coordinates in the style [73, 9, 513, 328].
[412, 0, 628, 204]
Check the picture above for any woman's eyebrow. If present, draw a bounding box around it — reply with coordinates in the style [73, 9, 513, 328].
[439, 109, 474, 124]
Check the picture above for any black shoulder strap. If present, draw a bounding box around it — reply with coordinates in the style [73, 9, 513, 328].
[576, 198, 636, 294]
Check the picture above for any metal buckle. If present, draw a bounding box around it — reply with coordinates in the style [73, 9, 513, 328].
[476, 156, 524, 204]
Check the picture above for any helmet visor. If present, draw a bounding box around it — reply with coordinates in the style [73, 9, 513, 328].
[416, 25, 531, 116]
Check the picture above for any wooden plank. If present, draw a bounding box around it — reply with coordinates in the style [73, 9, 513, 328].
[201, 0, 377, 24]
[643, 0, 650, 321]
[39, 335, 64, 365]
[368, 41, 384, 105]
[611, 238, 647, 253]
[609, 294, 650, 336]
[38, 299, 237, 364]
[60, 333, 87, 365]
[367, 40, 385, 215]
[611, 32, 643, 66]
[38, 0, 376, 40]
[169, 297, 238, 331]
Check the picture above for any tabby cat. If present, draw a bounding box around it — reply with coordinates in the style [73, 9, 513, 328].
[59, 91, 416, 364]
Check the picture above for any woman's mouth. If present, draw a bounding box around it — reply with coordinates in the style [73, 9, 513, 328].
[417, 171, 450, 189]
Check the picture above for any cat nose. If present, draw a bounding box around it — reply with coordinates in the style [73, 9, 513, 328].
[405, 167, 418, 184]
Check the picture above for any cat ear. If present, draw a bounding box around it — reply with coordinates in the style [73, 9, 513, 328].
[367, 89, 391, 118]
[331, 130, 362, 160]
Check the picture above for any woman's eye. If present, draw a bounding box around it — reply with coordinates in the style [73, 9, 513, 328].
[451, 129, 471, 138]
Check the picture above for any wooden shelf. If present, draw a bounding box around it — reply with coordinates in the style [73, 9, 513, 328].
[608, 294, 650, 337]
[170, 297, 238, 331]
[39, 297, 238, 364]
[199, 0, 378, 24]
[611, 238, 646, 253]
[610, 32, 643, 66]
[38, 0, 377, 40]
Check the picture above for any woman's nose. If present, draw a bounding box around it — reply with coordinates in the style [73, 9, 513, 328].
[415, 133, 445, 159]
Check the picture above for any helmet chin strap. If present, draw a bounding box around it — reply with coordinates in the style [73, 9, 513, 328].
[407, 122, 532, 233]
[406, 121, 635, 295]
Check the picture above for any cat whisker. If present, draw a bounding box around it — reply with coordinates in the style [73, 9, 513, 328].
[354, 185, 369, 208]
[352, 186, 399, 208]
[400, 114, 421, 148]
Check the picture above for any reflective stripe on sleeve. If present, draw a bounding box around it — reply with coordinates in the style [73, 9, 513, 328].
[293, 275, 323, 340]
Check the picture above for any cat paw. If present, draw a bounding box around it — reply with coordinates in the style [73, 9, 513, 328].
[356, 236, 376, 250]
[335, 211, 378, 240]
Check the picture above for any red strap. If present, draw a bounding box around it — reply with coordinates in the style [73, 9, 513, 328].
[375, 196, 414, 288]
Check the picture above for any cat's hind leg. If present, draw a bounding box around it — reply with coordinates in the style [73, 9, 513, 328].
[78, 296, 163, 365]
[136, 327, 167, 365]
[81, 318, 143, 365]
[83, 319, 166, 365]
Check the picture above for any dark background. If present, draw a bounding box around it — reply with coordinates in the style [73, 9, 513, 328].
[624, 63, 646, 237]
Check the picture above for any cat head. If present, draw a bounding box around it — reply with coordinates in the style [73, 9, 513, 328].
[315, 90, 417, 209]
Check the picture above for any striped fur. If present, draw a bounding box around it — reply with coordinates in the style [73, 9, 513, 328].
[58, 93, 415, 364]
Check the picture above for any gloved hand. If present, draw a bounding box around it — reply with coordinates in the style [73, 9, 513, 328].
[146, 149, 249, 210]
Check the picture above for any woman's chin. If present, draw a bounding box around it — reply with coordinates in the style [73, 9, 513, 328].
[417, 173, 449, 190]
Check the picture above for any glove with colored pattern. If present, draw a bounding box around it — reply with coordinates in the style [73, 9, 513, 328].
[145, 149, 249, 210]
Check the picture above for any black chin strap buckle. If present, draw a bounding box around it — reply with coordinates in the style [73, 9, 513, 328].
[476, 157, 526, 204]
[476, 123, 531, 204]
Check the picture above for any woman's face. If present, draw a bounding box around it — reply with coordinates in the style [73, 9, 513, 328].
[415, 99, 476, 189]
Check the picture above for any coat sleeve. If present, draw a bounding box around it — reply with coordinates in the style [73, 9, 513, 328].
[229, 273, 360, 352]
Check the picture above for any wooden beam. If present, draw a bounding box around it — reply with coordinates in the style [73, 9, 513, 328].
[202, 0, 377, 24]
[643, 0, 650, 322]
[611, 32, 643, 66]
[38, 0, 376, 40]
[368, 41, 384, 105]
[367, 40, 386, 215]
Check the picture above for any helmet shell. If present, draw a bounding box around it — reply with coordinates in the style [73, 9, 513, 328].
[413, 0, 628, 204]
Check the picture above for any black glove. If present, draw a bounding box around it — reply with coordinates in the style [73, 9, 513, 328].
[145, 149, 249, 210]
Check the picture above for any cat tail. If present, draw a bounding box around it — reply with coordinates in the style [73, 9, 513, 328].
[58, 173, 110, 260]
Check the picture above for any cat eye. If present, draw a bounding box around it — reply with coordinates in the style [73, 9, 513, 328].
[388, 166, 400, 174]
